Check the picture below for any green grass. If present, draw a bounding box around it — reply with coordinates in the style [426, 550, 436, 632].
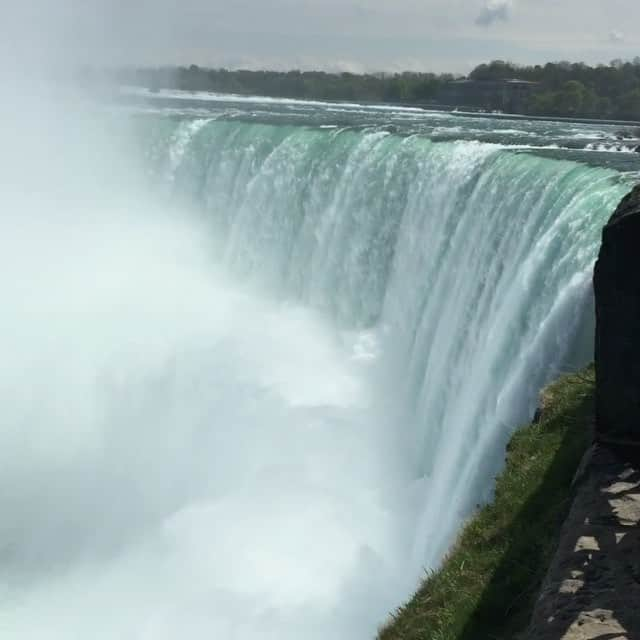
[379, 366, 595, 640]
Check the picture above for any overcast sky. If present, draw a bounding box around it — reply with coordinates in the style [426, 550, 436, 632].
[7, 0, 640, 74]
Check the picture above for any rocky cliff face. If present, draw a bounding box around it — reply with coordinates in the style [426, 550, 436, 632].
[594, 184, 640, 452]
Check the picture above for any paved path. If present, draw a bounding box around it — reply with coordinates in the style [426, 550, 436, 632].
[527, 445, 640, 639]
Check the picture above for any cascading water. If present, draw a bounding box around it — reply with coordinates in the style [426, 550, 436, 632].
[1, 95, 635, 639]
[153, 116, 632, 568]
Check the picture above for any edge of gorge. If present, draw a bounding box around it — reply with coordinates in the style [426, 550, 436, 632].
[378, 366, 595, 640]
[524, 183, 640, 640]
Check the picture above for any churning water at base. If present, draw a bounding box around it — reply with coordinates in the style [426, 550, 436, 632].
[1, 211, 406, 640]
[0, 99, 635, 639]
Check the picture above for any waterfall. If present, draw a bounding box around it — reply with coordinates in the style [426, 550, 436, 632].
[153, 117, 629, 565]
[0, 110, 632, 639]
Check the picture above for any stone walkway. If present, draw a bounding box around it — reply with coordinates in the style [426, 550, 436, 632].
[527, 445, 640, 640]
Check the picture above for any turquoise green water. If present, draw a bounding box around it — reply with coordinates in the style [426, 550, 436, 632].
[139, 113, 632, 567]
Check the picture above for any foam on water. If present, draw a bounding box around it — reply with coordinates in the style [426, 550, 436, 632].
[120, 86, 426, 113]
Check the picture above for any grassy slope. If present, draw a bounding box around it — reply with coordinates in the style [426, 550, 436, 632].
[379, 366, 595, 640]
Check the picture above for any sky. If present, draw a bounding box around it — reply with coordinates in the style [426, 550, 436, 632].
[5, 0, 640, 74]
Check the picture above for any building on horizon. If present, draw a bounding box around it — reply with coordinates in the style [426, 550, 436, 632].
[438, 79, 539, 112]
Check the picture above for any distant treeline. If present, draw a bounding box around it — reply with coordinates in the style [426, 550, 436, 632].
[114, 66, 453, 104]
[470, 59, 640, 120]
[107, 58, 640, 121]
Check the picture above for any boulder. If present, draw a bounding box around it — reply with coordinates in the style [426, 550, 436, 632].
[594, 184, 640, 449]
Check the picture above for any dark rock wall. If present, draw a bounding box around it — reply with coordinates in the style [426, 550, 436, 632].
[594, 184, 640, 448]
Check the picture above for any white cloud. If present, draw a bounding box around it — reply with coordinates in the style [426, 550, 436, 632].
[475, 0, 512, 27]
[4, 0, 640, 74]
[609, 30, 625, 43]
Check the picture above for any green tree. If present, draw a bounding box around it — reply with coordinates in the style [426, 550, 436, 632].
[557, 80, 587, 114]
[620, 89, 640, 119]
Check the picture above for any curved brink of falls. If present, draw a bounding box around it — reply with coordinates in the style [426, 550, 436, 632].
[155, 117, 627, 563]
